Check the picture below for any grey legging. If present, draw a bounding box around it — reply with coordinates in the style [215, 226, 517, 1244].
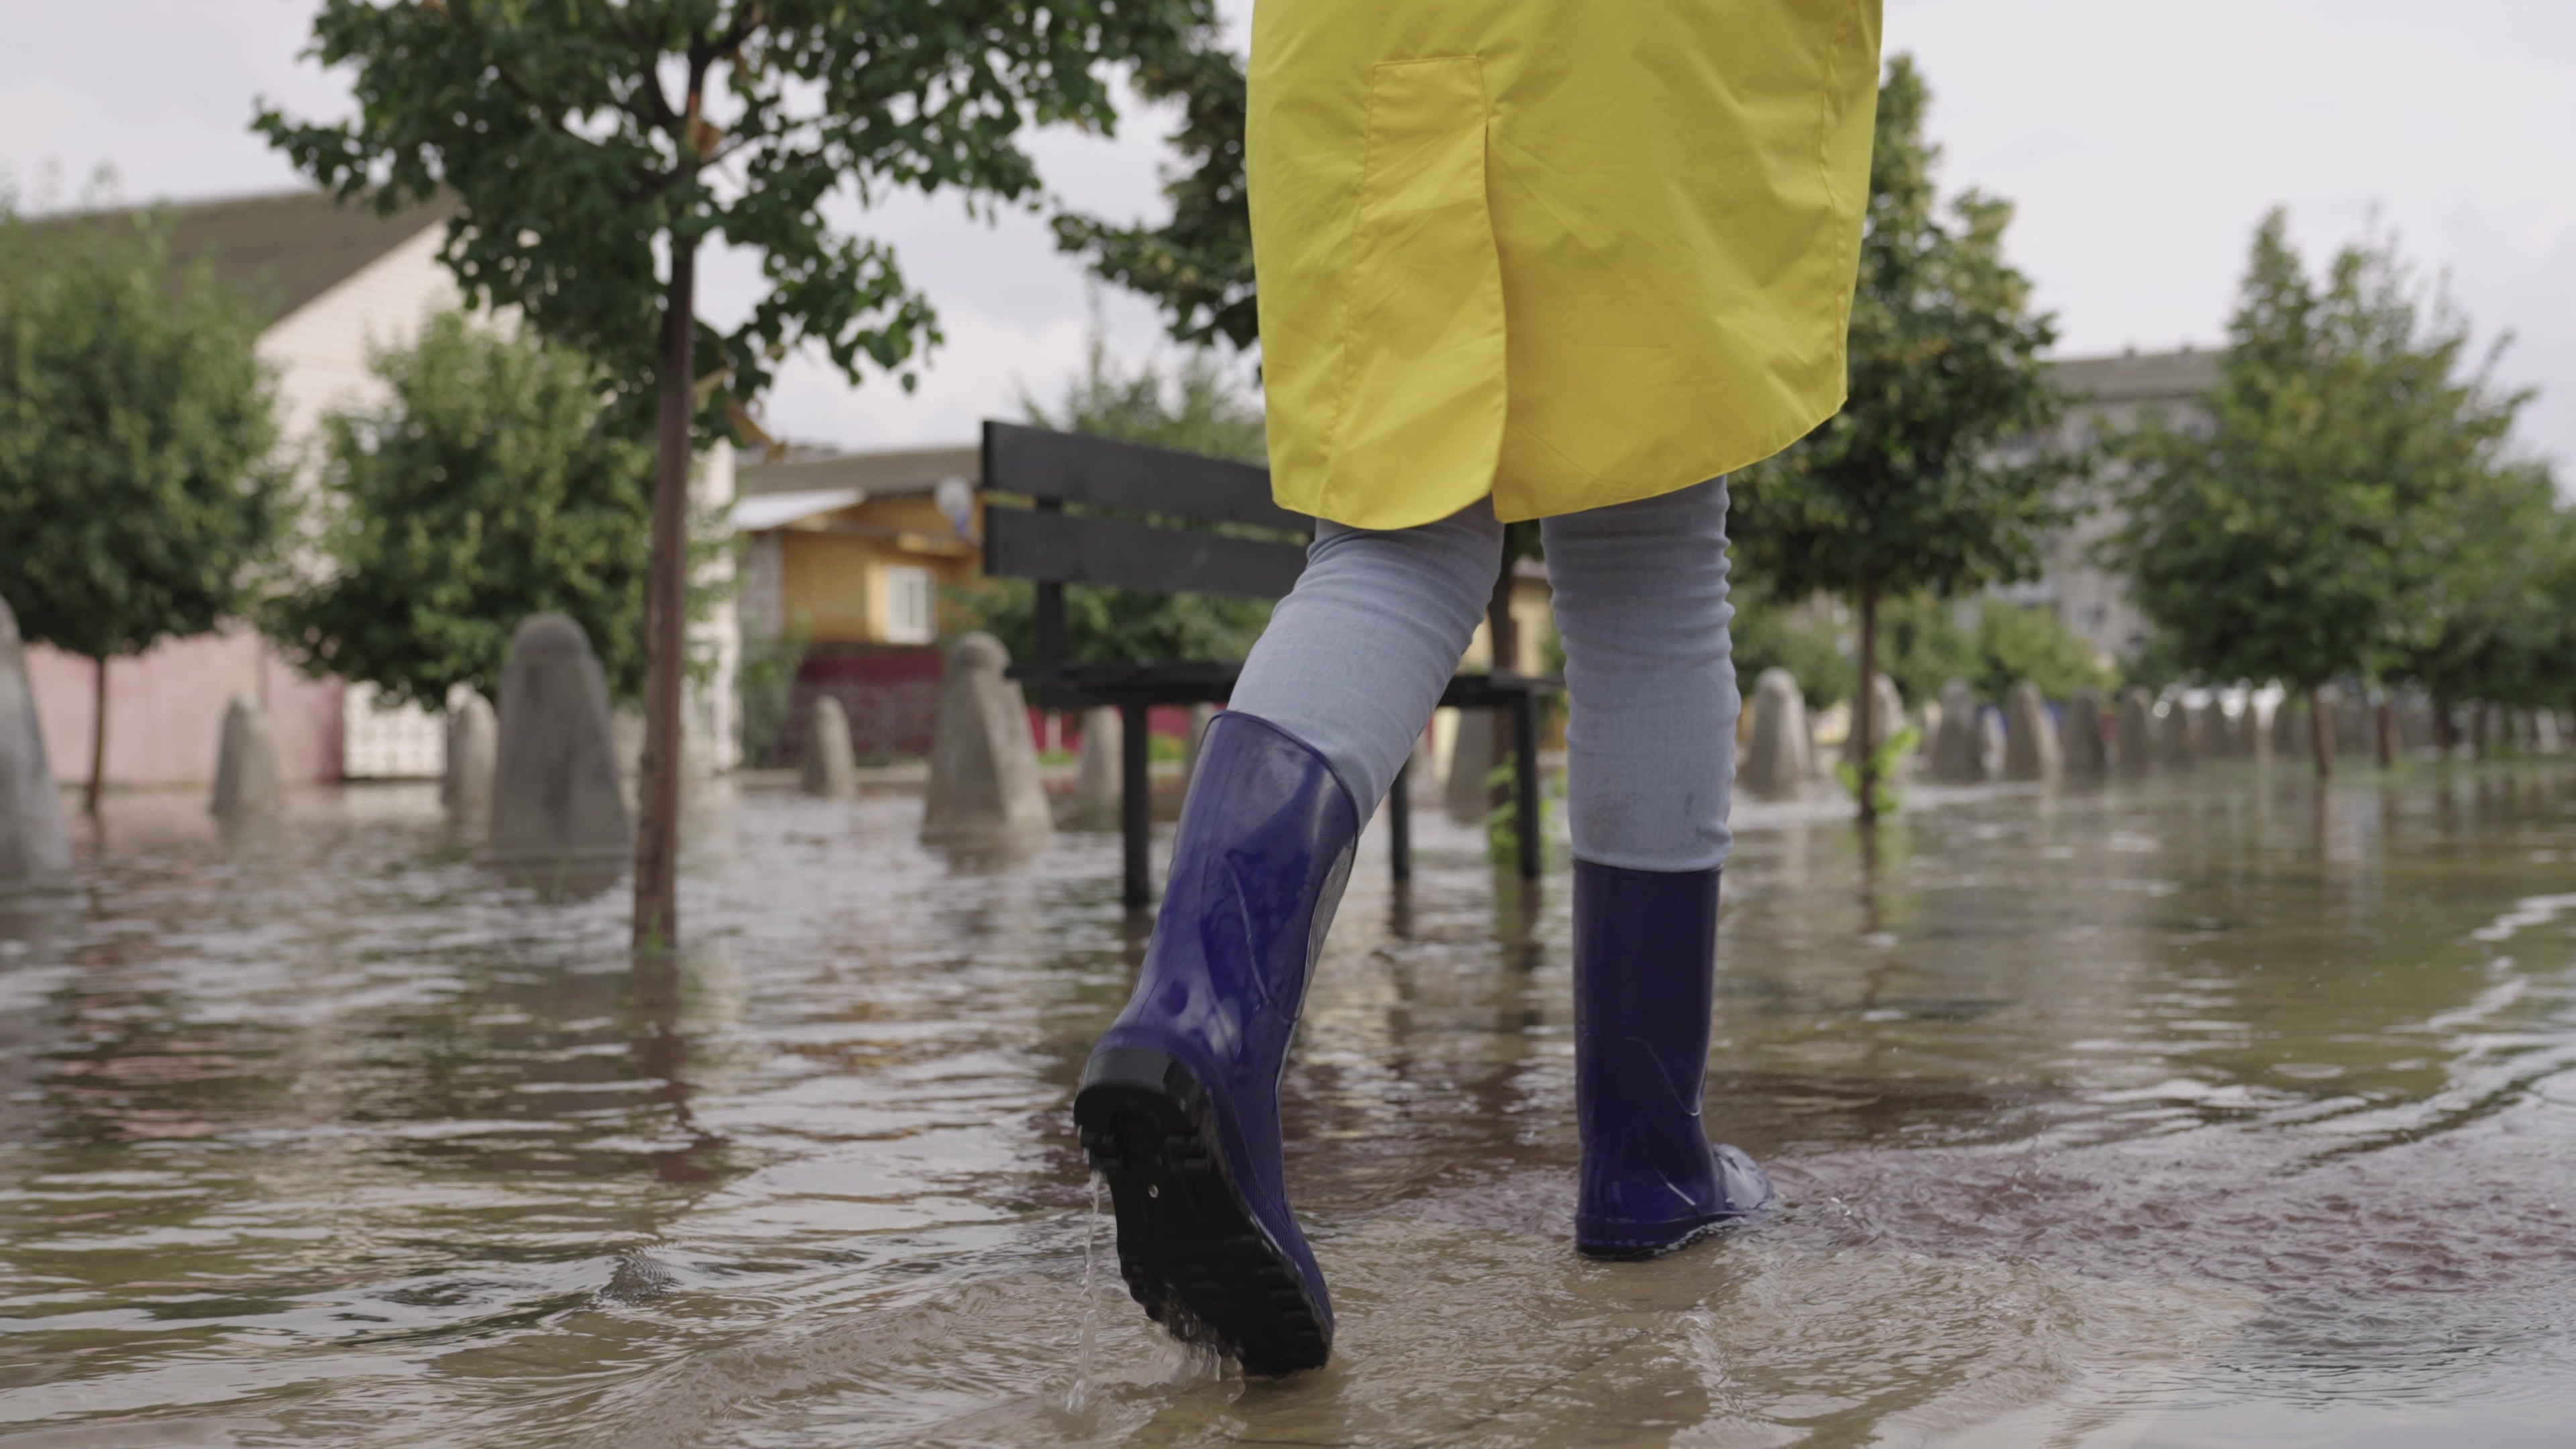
[1228, 478, 1737, 873]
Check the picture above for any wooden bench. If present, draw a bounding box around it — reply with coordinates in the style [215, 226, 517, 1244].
[979, 421, 1556, 908]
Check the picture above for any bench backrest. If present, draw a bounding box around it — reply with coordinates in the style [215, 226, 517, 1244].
[979, 421, 1312, 667]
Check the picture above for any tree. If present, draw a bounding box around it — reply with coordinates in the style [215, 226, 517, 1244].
[1731, 56, 2080, 823]
[2384, 460, 2567, 746]
[2108, 213, 2521, 776]
[258, 0, 1221, 951]
[1053, 42, 1254, 351]
[1970, 601, 2106, 704]
[268, 313, 657, 709]
[951, 328, 1276, 662]
[0, 197, 290, 814]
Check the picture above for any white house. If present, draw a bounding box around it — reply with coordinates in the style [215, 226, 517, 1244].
[23, 189, 737, 788]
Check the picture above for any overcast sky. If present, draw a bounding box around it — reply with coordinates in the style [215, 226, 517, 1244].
[5, 1, 2569, 476]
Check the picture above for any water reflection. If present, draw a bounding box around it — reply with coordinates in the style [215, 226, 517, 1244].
[0, 765, 2569, 1444]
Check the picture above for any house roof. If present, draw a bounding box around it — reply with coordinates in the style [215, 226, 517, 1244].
[2047, 348, 2222, 405]
[29, 189, 456, 331]
[731, 487, 869, 533]
[737, 443, 979, 498]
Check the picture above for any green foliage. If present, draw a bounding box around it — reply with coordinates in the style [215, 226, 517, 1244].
[0, 195, 289, 664]
[1972, 602, 2106, 702]
[737, 617, 812, 768]
[1835, 727, 1919, 816]
[1481, 757, 1556, 869]
[2108, 212, 2525, 696]
[267, 315, 657, 706]
[1053, 44, 1256, 350]
[1874, 594, 1978, 710]
[949, 331, 1277, 662]
[1731, 56, 2082, 619]
[257, 0, 1225, 433]
[1730, 590, 1851, 711]
[1022, 319, 1266, 461]
[2385, 462, 2572, 709]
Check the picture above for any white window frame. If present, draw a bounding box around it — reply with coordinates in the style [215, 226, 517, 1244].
[883, 564, 937, 645]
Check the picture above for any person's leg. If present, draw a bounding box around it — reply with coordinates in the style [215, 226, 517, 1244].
[1076, 499, 1501, 1374]
[1227, 498, 1505, 814]
[1540, 478, 1775, 1257]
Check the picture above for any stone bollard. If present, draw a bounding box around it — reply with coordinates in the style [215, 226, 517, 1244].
[2116, 689, 2155, 775]
[1072, 705, 1123, 830]
[2063, 687, 2110, 775]
[0, 596, 74, 896]
[1978, 708, 2008, 780]
[920, 632, 1053, 852]
[210, 694, 285, 818]
[1840, 673, 1909, 777]
[442, 692, 498, 816]
[2398, 697, 2437, 753]
[2155, 698, 2198, 768]
[1931, 678, 1985, 783]
[2002, 682, 2062, 783]
[486, 614, 633, 866]
[801, 694, 857, 798]
[2272, 695, 2310, 758]
[1738, 668, 1811, 798]
[1446, 707, 1499, 822]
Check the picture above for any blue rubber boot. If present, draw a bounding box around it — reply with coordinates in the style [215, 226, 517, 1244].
[1572, 859, 1777, 1258]
[1074, 711, 1358, 1375]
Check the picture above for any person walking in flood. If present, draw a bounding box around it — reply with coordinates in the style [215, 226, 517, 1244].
[1074, 0, 1884, 1375]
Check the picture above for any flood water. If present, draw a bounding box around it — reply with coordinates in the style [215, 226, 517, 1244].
[2, 762, 2573, 1447]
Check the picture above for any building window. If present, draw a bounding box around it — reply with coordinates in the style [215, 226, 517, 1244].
[883, 564, 936, 645]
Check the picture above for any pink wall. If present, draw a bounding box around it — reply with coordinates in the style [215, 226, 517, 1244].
[25, 625, 343, 791]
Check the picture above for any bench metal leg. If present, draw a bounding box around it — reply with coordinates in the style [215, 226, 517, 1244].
[1121, 700, 1152, 911]
[1388, 756, 1413, 883]
[1511, 693, 1540, 881]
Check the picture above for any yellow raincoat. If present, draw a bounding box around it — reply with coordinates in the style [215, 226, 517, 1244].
[1249, 0, 1883, 529]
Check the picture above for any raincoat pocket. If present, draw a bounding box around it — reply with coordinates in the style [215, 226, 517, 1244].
[1318, 57, 1507, 529]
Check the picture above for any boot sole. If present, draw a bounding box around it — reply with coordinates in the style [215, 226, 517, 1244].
[1073, 1047, 1331, 1376]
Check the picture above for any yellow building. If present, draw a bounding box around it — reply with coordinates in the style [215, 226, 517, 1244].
[734, 445, 983, 649]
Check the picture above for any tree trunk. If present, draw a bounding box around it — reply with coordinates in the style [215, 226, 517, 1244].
[633, 234, 698, 956]
[2374, 698, 2395, 770]
[85, 654, 109, 815]
[2432, 695, 2453, 759]
[2308, 685, 2333, 780]
[1856, 578, 1880, 827]
[2472, 704, 2489, 761]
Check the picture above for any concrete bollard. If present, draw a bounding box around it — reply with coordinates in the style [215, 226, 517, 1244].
[1840, 673, 1909, 777]
[2272, 695, 2310, 758]
[1073, 705, 1122, 830]
[210, 694, 285, 818]
[0, 596, 74, 896]
[1738, 668, 1811, 798]
[2117, 688, 2155, 775]
[486, 614, 633, 866]
[1931, 678, 1985, 783]
[2063, 687, 2110, 775]
[442, 692, 497, 816]
[2155, 698, 2198, 768]
[801, 694, 857, 798]
[2002, 682, 2062, 783]
[920, 632, 1053, 852]
[1446, 707, 1499, 822]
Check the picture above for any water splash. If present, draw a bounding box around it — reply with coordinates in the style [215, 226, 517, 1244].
[1066, 1172, 1105, 1417]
